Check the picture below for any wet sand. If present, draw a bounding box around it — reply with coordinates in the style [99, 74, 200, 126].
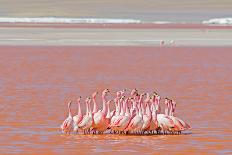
[0, 24, 232, 46]
[0, 46, 232, 154]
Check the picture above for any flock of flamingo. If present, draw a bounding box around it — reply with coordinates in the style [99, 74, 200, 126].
[60, 89, 191, 135]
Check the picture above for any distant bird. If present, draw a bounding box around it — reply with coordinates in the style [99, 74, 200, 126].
[160, 40, 165, 46]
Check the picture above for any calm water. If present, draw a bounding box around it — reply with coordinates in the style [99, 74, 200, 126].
[0, 46, 232, 154]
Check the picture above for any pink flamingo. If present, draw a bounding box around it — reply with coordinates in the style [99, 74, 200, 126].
[156, 97, 177, 134]
[110, 90, 125, 119]
[168, 100, 191, 133]
[149, 95, 159, 133]
[95, 100, 113, 133]
[60, 101, 73, 134]
[124, 94, 145, 134]
[110, 96, 125, 133]
[154, 93, 161, 114]
[73, 96, 83, 134]
[60, 88, 191, 135]
[93, 89, 110, 133]
[78, 98, 93, 134]
[141, 98, 152, 133]
[111, 98, 132, 133]
[91, 91, 98, 134]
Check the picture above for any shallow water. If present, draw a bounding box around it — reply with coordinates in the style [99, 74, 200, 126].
[0, 46, 232, 154]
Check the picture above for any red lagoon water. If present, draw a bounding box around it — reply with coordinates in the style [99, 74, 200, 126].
[0, 46, 231, 154]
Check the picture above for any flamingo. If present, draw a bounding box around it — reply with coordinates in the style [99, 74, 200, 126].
[78, 98, 93, 134]
[60, 88, 191, 135]
[91, 91, 98, 134]
[156, 97, 177, 134]
[154, 93, 161, 114]
[168, 100, 191, 133]
[95, 100, 113, 133]
[141, 98, 152, 133]
[110, 90, 124, 119]
[149, 95, 159, 134]
[110, 96, 125, 133]
[111, 98, 132, 133]
[60, 101, 73, 134]
[93, 89, 110, 133]
[73, 96, 83, 134]
[124, 94, 145, 134]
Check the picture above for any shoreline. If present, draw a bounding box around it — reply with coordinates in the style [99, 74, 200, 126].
[0, 23, 232, 47]
[1, 23, 232, 29]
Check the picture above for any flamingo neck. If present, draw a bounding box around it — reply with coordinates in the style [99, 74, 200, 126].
[140, 98, 145, 115]
[132, 99, 136, 109]
[152, 109, 157, 121]
[125, 101, 130, 116]
[114, 98, 119, 112]
[68, 104, 72, 117]
[102, 94, 107, 114]
[172, 102, 176, 115]
[135, 106, 139, 115]
[164, 100, 169, 115]
[85, 101, 89, 115]
[92, 97, 97, 113]
[120, 100, 124, 116]
[138, 102, 142, 117]
[88, 100, 92, 115]
[106, 102, 111, 118]
[77, 101, 82, 116]
[123, 100, 127, 115]
[146, 102, 151, 116]
[115, 99, 120, 116]
[169, 101, 173, 116]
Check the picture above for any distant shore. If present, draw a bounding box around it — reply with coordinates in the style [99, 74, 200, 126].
[0, 23, 232, 46]
[1, 23, 232, 29]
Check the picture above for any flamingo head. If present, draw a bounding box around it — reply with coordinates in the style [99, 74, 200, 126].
[150, 95, 155, 102]
[68, 100, 72, 108]
[87, 97, 92, 104]
[153, 91, 158, 96]
[116, 91, 121, 98]
[77, 96, 81, 103]
[128, 97, 133, 105]
[164, 97, 169, 104]
[140, 93, 146, 99]
[130, 88, 138, 96]
[102, 89, 110, 96]
[120, 89, 126, 96]
[119, 96, 125, 103]
[145, 93, 150, 100]
[92, 91, 98, 98]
